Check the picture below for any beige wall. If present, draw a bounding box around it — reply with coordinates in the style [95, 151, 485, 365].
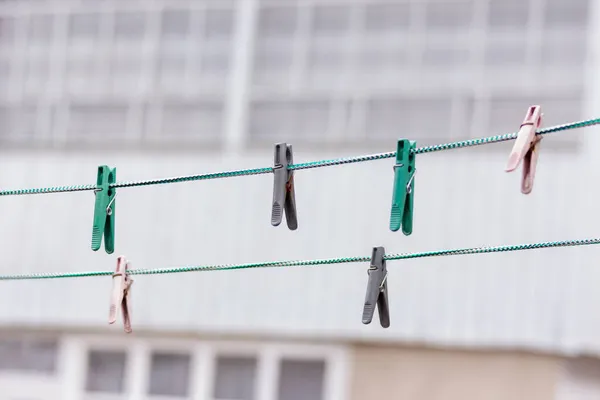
[350, 344, 561, 400]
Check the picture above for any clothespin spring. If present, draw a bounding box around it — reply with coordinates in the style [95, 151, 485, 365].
[368, 265, 388, 290]
[107, 193, 117, 216]
[393, 164, 417, 194]
[94, 188, 117, 216]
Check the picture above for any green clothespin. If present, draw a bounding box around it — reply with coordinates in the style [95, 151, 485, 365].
[92, 165, 116, 254]
[390, 139, 416, 235]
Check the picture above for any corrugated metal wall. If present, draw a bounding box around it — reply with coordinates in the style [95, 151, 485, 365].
[0, 131, 599, 355]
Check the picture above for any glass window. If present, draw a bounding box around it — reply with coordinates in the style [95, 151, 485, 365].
[85, 350, 127, 393]
[365, 97, 452, 140]
[257, 6, 298, 38]
[213, 356, 257, 400]
[312, 5, 351, 36]
[204, 8, 234, 39]
[422, 43, 470, 66]
[162, 9, 190, 37]
[148, 352, 191, 397]
[0, 337, 58, 373]
[68, 103, 129, 138]
[488, 0, 529, 29]
[253, 43, 294, 79]
[69, 13, 100, 40]
[160, 102, 223, 138]
[249, 100, 330, 140]
[364, 3, 410, 33]
[424, 1, 474, 29]
[114, 12, 146, 39]
[308, 42, 350, 73]
[28, 14, 54, 43]
[485, 37, 527, 66]
[200, 49, 231, 77]
[0, 17, 16, 44]
[359, 44, 407, 74]
[277, 359, 325, 400]
[540, 34, 587, 65]
[544, 0, 590, 30]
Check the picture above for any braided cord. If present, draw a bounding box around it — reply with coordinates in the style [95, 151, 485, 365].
[0, 117, 597, 197]
[112, 167, 273, 189]
[1, 236, 598, 281]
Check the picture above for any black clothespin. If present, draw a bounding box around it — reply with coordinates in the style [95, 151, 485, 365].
[271, 143, 298, 230]
[362, 247, 390, 328]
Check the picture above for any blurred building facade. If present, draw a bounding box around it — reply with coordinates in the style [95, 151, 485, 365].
[0, 0, 600, 399]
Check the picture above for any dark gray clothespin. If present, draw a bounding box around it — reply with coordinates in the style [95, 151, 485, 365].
[271, 143, 298, 230]
[362, 247, 390, 328]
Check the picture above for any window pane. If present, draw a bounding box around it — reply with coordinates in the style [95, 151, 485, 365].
[253, 43, 293, 77]
[115, 12, 146, 39]
[28, 14, 53, 43]
[364, 4, 410, 32]
[0, 337, 58, 373]
[69, 13, 100, 40]
[540, 34, 587, 66]
[160, 102, 223, 138]
[308, 42, 350, 72]
[249, 100, 330, 140]
[365, 97, 452, 139]
[258, 6, 298, 37]
[213, 356, 257, 400]
[424, 1, 473, 29]
[148, 352, 191, 397]
[0, 106, 38, 139]
[312, 5, 351, 35]
[162, 9, 190, 37]
[85, 350, 127, 393]
[68, 103, 129, 138]
[0, 17, 16, 44]
[422, 43, 470, 66]
[488, 0, 529, 28]
[485, 37, 527, 65]
[277, 359, 325, 400]
[544, 0, 590, 29]
[204, 8, 234, 39]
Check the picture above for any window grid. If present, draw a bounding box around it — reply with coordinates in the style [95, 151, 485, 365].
[250, 0, 589, 148]
[0, 0, 592, 149]
[60, 335, 348, 400]
[0, 3, 234, 147]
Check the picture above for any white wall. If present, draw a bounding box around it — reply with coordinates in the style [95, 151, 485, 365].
[0, 138, 599, 355]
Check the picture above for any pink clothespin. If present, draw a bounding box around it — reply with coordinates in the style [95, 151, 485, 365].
[505, 105, 543, 194]
[109, 256, 133, 333]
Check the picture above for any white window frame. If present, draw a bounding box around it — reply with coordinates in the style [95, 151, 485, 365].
[60, 333, 350, 400]
[0, 332, 63, 400]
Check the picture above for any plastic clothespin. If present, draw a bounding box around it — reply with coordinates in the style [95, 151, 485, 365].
[92, 165, 116, 254]
[390, 139, 416, 234]
[505, 105, 543, 194]
[109, 256, 133, 333]
[271, 143, 298, 230]
[362, 247, 390, 328]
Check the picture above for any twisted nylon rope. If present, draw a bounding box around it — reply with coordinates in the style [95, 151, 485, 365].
[0, 118, 597, 197]
[1, 236, 598, 281]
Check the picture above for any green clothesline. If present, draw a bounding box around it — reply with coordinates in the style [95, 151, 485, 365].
[0, 117, 598, 197]
[0, 117, 598, 282]
[1, 236, 598, 281]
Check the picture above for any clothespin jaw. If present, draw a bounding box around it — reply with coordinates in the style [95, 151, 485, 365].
[271, 143, 298, 230]
[390, 139, 416, 234]
[109, 256, 133, 333]
[92, 165, 116, 254]
[505, 105, 543, 194]
[362, 247, 390, 328]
